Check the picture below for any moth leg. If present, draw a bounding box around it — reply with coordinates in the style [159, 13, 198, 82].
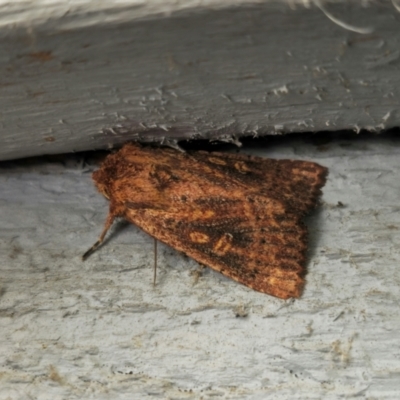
[82, 212, 116, 260]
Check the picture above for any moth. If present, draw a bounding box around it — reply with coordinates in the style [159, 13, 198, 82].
[83, 143, 327, 299]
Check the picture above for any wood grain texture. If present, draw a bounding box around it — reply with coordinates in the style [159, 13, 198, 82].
[88, 143, 327, 298]
[0, 0, 399, 160]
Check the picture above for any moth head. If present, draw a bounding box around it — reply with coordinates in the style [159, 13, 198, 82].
[92, 169, 111, 199]
[97, 184, 110, 200]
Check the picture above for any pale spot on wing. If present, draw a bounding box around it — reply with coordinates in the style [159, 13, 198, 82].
[234, 161, 251, 174]
[192, 209, 215, 219]
[208, 157, 227, 166]
[190, 232, 210, 243]
[213, 233, 233, 255]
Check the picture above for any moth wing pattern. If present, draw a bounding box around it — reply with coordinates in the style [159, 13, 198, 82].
[90, 143, 328, 299]
[190, 150, 327, 216]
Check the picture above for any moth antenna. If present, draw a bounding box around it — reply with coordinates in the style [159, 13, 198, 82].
[153, 239, 158, 286]
[82, 213, 115, 261]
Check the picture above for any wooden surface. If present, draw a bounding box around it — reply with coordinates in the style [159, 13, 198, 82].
[1, 0, 400, 160]
[1, 133, 400, 399]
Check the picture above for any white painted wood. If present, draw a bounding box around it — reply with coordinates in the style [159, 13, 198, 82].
[1, 134, 400, 398]
[0, 0, 399, 160]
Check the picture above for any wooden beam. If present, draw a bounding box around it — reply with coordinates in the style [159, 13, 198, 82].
[1, 0, 399, 160]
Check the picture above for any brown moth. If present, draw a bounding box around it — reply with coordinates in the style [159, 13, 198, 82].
[83, 143, 327, 299]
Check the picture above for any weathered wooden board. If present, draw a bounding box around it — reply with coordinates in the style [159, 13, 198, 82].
[1, 133, 400, 398]
[1, 0, 400, 160]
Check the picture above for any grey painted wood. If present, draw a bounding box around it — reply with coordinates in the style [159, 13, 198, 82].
[1, 0, 400, 160]
[1, 134, 400, 398]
